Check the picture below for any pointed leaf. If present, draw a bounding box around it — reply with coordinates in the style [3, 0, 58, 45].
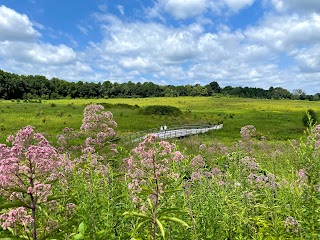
[123, 211, 150, 219]
[134, 219, 151, 233]
[147, 198, 154, 210]
[160, 216, 189, 228]
[0, 201, 30, 210]
[156, 218, 166, 240]
[158, 208, 187, 216]
[73, 233, 84, 240]
[78, 222, 85, 234]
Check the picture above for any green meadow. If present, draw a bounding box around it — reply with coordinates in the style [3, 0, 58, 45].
[0, 96, 318, 143]
[1, 96, 320, 239]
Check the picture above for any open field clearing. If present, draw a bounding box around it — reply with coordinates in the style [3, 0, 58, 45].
[0, 96, 318, 143]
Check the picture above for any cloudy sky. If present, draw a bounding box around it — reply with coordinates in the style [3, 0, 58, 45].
[0, 0, 320, 94]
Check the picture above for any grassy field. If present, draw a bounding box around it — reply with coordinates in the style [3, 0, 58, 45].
[1, 96, 320, 239]
[0, 96, 318, 143]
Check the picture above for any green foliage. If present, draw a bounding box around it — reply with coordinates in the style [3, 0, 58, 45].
[0, 96, 318, 143]
[68, 154, 133, 239]
[1, 69, 318, 100]
[302, 109, 317, 127]
[97, 102, 140, 109]
[139, 105, 182, 116]
[3, 102, 320, 238]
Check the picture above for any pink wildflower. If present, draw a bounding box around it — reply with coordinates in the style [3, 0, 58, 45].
[240, 125, 256, 141]
[0, 207, 33, 230]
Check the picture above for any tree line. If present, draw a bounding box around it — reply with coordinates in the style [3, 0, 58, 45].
[0, 69, 319, 100]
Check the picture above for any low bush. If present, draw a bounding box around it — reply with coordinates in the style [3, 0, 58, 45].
[97, 102, 140, 109]
[302, 109, 317, 126]
[139, 105, 182, 116]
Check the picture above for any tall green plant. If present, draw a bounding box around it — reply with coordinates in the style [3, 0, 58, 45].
[293, 124, 320, 239]
[124, 135, 190, 239]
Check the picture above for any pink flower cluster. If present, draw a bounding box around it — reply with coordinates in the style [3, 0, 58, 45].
[190, 167, 223, 184]
[0, 207, 33, 230]
[247, 172, 278, 189]
[81, 104, 117, 148]
[285, 216, 301, 233]
[0, 126, 70, 191]
[0, 126, 73, 230]
[187, 154, 224, 183]
[125, 134, 185, 204]
[241, 156, 260, 171]
[240, 125, 256, 141]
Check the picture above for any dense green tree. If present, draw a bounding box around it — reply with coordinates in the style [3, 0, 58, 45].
[0, 69, 318, 101]
[205, 81, 221, 95]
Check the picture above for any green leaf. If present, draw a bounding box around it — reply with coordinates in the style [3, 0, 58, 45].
[0, 236, 27, 240]
[113, 194, 127, 201]
[156, 219, 166, 240]
[123, 211, 150, 219]
[134, 219, 151, 233]
[139, 187, 153, 195]
[73, 233, 84, 240]
[158, 208, 187, 216]
[147, 198, 154, 210]
[163, 188, 184, 194]
[0, 201, 29, 210]
[160, 216, 189, 228]
[46, 194, 70, 201]
[78, 222, 85, 234]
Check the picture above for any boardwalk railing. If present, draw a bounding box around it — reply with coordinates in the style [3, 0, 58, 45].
[114, 124, 223, 143]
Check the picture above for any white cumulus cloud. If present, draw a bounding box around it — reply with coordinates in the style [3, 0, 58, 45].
[270, 0, 320, 13]
[245, 14, 320, 52]
[162, 0, 207, 19]
[0, 5, 41, 41]
[223, 0, 255, 12]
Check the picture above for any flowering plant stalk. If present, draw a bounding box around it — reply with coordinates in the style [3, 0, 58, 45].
[124, 134, 189, 239]
[293, 123, 320, 238]
[57, 104, 118, 159]
[0, 126, 72, 240]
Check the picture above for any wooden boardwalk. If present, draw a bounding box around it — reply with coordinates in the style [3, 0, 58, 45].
[116, 124, 223, 143]
[154, 124, 223, 140]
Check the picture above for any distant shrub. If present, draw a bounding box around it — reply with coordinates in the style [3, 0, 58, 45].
[139, 105, 182, 116]
[302, 109, 317, 127]
[115, 103, 140, 109]
[56, 110, 65, 117]
[0, 124, 5, 131]
[97, 102, 113, 108]
[97, 102, 140, 109]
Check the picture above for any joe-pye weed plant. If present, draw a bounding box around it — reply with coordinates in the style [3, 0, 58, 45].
[292, 118, 320, 239]
[66, 104, 132, 239]
[124, 134, 190, 239]
[0, 126, 73, 239]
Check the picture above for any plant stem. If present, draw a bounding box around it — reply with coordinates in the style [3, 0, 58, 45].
[29, 159, 37, 240]
[184, 182, 198, 240]
[30, 194, 37, 240]
[152, 155, 159, 240]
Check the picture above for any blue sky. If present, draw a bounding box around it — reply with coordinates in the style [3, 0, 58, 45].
[0, 0, 320, 94]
